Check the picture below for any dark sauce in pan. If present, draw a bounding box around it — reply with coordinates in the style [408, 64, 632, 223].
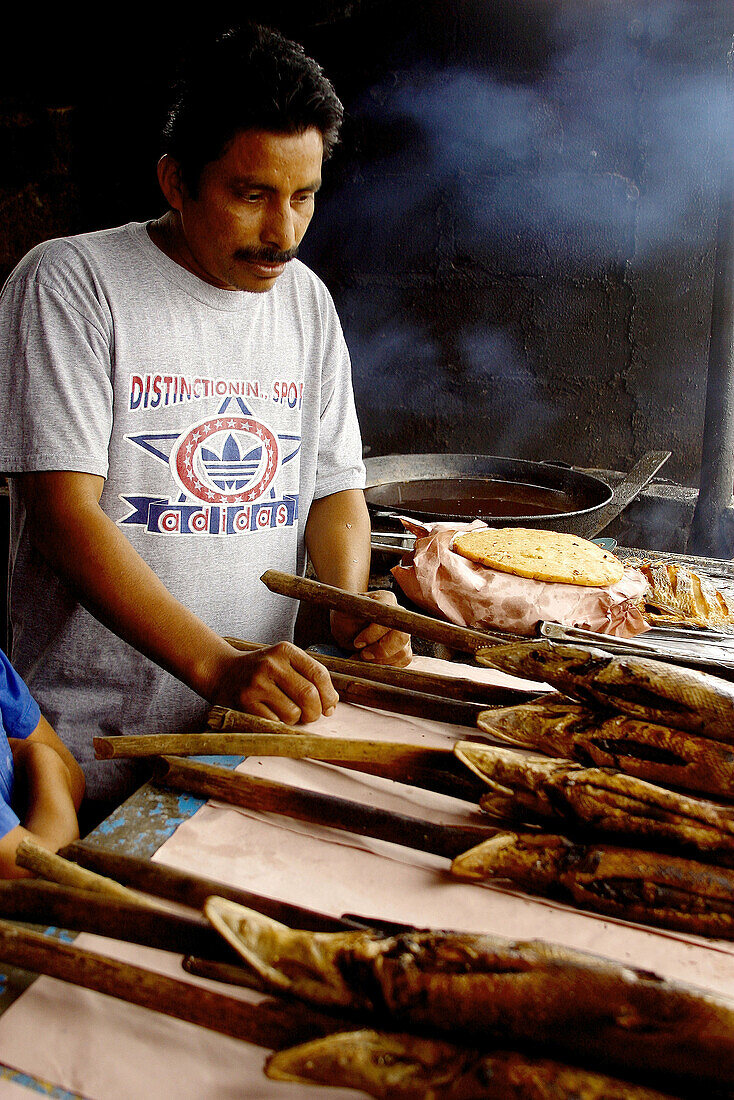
[365, 477, 579, 518]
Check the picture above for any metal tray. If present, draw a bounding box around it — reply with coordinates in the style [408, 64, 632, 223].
[373, 534, 734, 674]
[540, 621, 734, 676]
[371, 531, 619, 556]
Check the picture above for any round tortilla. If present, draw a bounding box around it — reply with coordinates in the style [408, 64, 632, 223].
[451, 527, 625, 587]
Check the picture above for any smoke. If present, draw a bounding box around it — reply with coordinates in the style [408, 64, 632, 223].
[304, 0, 731, 459]
[342, 2, 730, 265]
[344, 294, 557, 449]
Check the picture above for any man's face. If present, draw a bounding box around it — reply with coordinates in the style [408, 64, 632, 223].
[170, 128, 324, 292]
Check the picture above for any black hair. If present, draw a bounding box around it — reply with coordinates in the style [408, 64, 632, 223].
[161, 24, 344, 194]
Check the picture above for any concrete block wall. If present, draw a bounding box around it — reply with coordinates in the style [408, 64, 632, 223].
[0, 1, 732, 537]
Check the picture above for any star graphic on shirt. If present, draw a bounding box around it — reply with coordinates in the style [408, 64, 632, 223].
[124, 396, 303, 507]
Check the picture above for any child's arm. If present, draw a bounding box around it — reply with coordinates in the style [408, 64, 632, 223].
[0, 724, 84, 878]
[0, 742, 80, 877]
[24, 715, 85, 810]
[0, 740, 80, 877]
[12, 738, 80, 844]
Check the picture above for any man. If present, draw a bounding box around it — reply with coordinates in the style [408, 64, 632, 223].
[0, 24, 410, 817]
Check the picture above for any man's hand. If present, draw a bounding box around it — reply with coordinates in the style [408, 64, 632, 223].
[305, 490, 413, 668]
[208, 642, 339, 725]
[330, 590, 413, 667]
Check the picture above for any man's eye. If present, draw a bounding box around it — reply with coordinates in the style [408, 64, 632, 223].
[293, 193, 315, 205]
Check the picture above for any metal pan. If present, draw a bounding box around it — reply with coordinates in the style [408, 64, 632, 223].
[364, 451, 670, 537]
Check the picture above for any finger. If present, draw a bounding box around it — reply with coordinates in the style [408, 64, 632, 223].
[281, 677, 330, 723]
[247, 704, 284, 723]
[360, 645, 413, 668]
[350, 591, 402, 649]
[352, 621, 390, 649]
[250, 642, 338, 719]
[285, 649, 339, 714]
[355, 625, 410, 656]
[329, 610, 362, 650]
[358, 630, 413, 667]
[249, 671, 329, 724]
[243, 686, 304, 726]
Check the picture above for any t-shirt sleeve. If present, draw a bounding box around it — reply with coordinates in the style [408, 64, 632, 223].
[0, 651, 38, 840]
[0, 649, 41, 742]
[312, 292, 366, 501]
[0, 245, 114, 477]
[0, 801, 20, 841]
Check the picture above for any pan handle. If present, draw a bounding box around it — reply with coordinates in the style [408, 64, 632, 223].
[549, 450, 671, 539]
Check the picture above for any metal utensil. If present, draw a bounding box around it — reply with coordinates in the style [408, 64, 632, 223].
[545, 451, 671, 539]
[540, 620, 734, 675]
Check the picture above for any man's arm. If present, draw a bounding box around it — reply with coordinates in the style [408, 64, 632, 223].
[16, 472, 337, 724]
[304, 488, 412, 666]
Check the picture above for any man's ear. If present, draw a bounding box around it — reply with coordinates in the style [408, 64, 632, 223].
[157, 155, 185, 212]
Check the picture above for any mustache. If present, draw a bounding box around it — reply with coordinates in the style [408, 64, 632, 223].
[234, 246, 299, 264]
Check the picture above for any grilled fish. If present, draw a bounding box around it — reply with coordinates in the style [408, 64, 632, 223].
[266, 1029, 685, 1099]
[455, 741, 734, 864]
[633, 558, 734, 632]
[204, 897, 734, 1084]
[476, 696, 734, 800]
[476, 640, 734, 742]
[451, 830, 734, 939]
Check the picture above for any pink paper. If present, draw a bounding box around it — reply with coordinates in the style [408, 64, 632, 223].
[0, 935, 358, 1100]
[392, 519, 650, 637]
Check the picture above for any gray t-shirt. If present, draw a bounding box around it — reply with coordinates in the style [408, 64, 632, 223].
[0, 222, 365, 800]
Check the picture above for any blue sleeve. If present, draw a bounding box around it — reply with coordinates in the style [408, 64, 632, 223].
[0, 649, 41, 742]
[0, 800, 20, 841]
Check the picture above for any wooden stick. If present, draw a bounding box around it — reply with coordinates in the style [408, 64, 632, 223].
[15, 839, 158, 909]
[153, 756, 498, 859]
[0, 919, 354, 1050]
[95, 731, 487, 802]
[58, 842, 370, 933]
[0, 879, 231, 960]
[211, 677, 486, 726]
[225, 636, 532, 705]
[207, 708, 302, 734]
[95, 731, 256, 759]
[261, 570, 506, 653]
[182, 954, 268, 991]
[98, 730, 449, 765]
[214, 666, 493, 725]
[328, 673, 489, 725]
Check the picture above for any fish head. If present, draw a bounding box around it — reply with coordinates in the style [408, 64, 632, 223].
[204, 897, 368, 1008]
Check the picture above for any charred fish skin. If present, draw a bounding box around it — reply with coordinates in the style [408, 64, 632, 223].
[205, 898, 734, 1085]
[477, 699, 734, 801]
[476, 641, 734, 743]
[265, 1029, 686, 1100]
[267, 1030, 486, 1100]
[451, 830, 734, 939]
[456, 741, 734, 864]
